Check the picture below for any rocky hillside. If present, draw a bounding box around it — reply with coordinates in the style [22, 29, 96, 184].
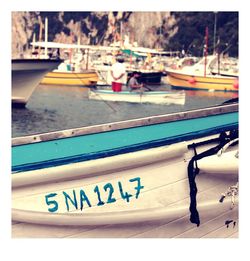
[12, 11, 238, 58]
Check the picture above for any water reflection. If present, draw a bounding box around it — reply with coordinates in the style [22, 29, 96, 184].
[12, 84, 238, 138]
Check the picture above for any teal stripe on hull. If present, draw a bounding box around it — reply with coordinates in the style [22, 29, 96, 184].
[12, 112, 238, 172]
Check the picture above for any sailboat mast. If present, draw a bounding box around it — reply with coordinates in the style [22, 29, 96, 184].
[38, 17, 43, 59]
[213, 12, 218, 54]
[45, 17, 48, 58]
[204, 26, 209, 77]
[32, 33, 36, 54]
[120, 21, 123, 48]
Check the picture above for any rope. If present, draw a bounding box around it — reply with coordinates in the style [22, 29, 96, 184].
[188, 130, 238, 226]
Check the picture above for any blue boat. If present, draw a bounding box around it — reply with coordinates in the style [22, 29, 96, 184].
[12, 103, 239, 237]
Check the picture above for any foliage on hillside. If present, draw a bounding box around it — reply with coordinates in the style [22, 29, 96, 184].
[167, 12, 238, 57]
[25, 11, 238, 57]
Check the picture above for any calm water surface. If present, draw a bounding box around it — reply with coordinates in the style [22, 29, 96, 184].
[12, 83, 238, 138]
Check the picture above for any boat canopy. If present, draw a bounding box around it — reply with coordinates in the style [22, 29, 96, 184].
[31, 41, 120, 51]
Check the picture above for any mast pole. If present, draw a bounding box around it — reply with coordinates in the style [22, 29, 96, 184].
[38, 17, 43, 59]
[213, 12, 218, 54]
[44, 17, 48, 58]
[204, 26, 209, 77]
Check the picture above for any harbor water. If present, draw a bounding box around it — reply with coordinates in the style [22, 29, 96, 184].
[12, 83, 238, 138]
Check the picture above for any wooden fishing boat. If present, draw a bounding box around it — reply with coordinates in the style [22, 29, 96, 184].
[166, 70, 238, 92]
[31, 41, 99, 87]
[166, 55, 239, 92]
[12, 59, 62, 107]
[41, 70, 98, 86]
[33, 43, 98, 87]
[88, 89, 186, 105]
[12, 103, 238, 238]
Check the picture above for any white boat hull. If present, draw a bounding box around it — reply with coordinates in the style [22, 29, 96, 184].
[12, 199, 236, 227]
[89, 89, 186, 105]
[12, 59, 62, 107]
[198, 149, 238, 175]
[12, 138, 238, 237]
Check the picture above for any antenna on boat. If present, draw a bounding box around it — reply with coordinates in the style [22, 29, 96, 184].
[204, 27, 209, 77]
[45, 17, 48, 58]
[213, 12, 218, 55]
[120, 21, 123, 48]
[38, 17, 43, 59]
[32, 33, 36, 54]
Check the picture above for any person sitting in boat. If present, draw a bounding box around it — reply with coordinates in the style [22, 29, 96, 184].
[127, 71, 151, 92]
[111, 55, 127, 92]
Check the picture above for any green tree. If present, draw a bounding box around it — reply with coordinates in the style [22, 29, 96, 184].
[166, 12, 238, 57]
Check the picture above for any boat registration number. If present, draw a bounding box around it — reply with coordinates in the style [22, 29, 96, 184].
[44, 177, 144, 213]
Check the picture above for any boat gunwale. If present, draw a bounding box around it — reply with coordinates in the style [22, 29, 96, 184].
[90, 89, 185, 96]
[167, 70, 237, 82]
[12, 103, 238, 146]
[45, 70, 97, 77]
[168, 75, 236, 86]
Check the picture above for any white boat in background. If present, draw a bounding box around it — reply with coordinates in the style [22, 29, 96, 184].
[12, 59, 62, 107]
[88, 89, 186, 105]
[210, 57, 239, 77]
